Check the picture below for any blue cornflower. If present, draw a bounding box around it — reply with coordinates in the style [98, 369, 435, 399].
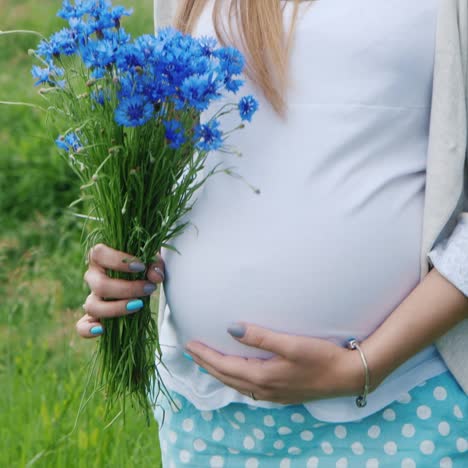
[80, 39, 116, 68]
[180, 73, 221, 111]
[57, 0, 99, 20]
[163, 120, 186, 149]
[55, 132, 82, 152]
[238, 95, 259, 122]
[224, 77, 244, 93]
[135, 35, 163, 62]
[198, 36, 218, 57]
[110, 5, 133, 26]
[31, 64, 64, 86]
[194, 120, 223, 152]
[214, 46, 245, 76]
[68, 17, 92, 40]
[115, 43, 145, 70]
[114, 95, 154, 127]
[49, 28, 77, 56]
[35, 40, 53, 62]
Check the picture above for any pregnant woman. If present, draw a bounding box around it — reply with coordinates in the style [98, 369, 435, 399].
[77, 0, 468, 466]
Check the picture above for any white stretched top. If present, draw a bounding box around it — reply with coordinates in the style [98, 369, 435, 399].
[155, 0, 448, 422]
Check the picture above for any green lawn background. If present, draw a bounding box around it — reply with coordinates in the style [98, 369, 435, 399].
[0, 1, 163, 466]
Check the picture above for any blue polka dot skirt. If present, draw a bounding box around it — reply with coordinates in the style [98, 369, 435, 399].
[153, 370, 468, 467]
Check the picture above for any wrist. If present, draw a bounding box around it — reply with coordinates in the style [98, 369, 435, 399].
[337, 347, 369, 396]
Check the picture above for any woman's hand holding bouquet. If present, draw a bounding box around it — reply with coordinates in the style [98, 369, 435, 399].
[77, 244, 165, 338]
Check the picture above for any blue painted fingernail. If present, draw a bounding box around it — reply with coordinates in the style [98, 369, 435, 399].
[143, 283, 157, 295]
[183, 352, 194, 361]
[198, 366, 209, 374]
[129, 261, 145, 272]
[90, 325, 104, 335]
[227, 323, 246, 338]
[126, 299, 144, 312]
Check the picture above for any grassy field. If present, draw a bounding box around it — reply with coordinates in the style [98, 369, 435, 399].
[0, 1, 163, 466]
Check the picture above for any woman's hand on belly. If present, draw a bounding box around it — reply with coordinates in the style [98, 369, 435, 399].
[184, 322, 364, 404]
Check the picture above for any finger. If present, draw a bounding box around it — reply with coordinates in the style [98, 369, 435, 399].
[84, 292, 144, 318]
[228, 322, 299, 359]
[147, 254, 165, 284]
[186, 350, 262, 396]
[88, 243, 146, 273]
[84, 265, 157, 299]
[76, 313, 104, 339]
[185, 343, 267, 386]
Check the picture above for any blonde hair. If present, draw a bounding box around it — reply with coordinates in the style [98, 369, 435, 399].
[174, 0, 307, 117]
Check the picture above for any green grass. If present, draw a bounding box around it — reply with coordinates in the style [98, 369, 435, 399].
[0, 1, 163, 466]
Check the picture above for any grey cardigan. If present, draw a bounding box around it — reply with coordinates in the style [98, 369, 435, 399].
[154, 0, 468, 393]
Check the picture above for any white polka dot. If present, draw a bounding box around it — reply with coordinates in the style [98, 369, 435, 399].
[336, 458, 348, 468]
[351, 442, 364, 455]
[402, 424, 415, 438]
[433, 386, 447, 401]
[367, 425, 381, 439]
[288, 412, 304, 423]
[335, 425, 347, 439]
[278, 426, 292, 435]
[384, 441, 397, 455]
[210, 455, 224, 467]
[193, 438, 207, 451]
[301, 430, 314, 441]
[253, 428, 265, 440]
[417, 405, 432, 420]
[397, 392, 412, 404]
[182, 418, 194, 432]
[440, 457, 453, 468]
[243, 436, 255, 450]
[228, 447, 240, 454]
[383, 409, 396, 421]
[212, 427, 225, 441]
[313, 422, 327, 428]
[456, 438, 468, 452]
[229, 421, 241, 430]
[280, 458, 291, 468]
[264, 415, 275, 427]
[366, 459, 379, 468]
[438, 421, 450, 436]
[288, 446, 301, 455]
[234, 411, 246, 423]
[401, 458, 416, 468]
[169, 461, 176, 468]
[307, 457, 319, 468]
[168, 430, 178, 444]
[201, 410, 213, 421]
[179, 449, 191, 463]
[321, 441, 334, 454]
[420, 440, 435, 455]
[274, 439, 285, 450]
[453, 405, 464, 419]
[245, 458, 259, 468]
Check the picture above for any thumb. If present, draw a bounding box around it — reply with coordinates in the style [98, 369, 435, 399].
[226, 322, 296, 359]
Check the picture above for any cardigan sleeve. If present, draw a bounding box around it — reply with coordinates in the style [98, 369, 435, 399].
[427, 212, 468, 297]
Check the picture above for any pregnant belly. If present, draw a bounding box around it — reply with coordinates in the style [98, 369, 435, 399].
[161, 187, 423, 359]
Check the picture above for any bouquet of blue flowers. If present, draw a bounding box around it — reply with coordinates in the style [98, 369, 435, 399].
[2, 0, 258, 421]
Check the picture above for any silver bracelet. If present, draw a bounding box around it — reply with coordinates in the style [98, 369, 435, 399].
[346, 338, 371, 408]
